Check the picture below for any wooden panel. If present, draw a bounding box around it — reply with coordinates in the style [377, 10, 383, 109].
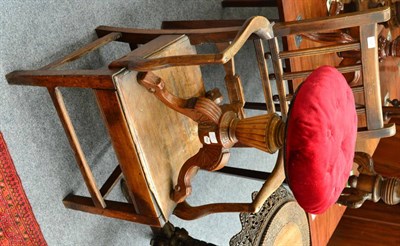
[329, 216, 400, 246]
[113, 36, 204, 220]
[330, 202, 400, 246]
[308, 205, 346, 246]
[344, 201, 400, 226]
[373, 123, 400, 177]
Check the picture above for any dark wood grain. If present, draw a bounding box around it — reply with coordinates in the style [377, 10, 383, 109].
[6, 69, 115, 89]
[330, 201, 400, 246]
[373, 122, 400, 177]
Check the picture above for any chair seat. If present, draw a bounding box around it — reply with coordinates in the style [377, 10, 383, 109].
[114, 35, 203, 220]
[285, 66, 358, 214]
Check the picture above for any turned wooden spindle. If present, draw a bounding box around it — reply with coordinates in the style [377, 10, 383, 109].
[381, 178, 400, 205]
[347, 172, 400, 206]
[138, 71, 287, 203]
[339, 34, 400, 62]
[232, 114, 285, 153]
[339, 152, 400, 208]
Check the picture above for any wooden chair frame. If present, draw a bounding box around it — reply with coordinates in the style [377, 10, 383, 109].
[6, 7, 394, 227]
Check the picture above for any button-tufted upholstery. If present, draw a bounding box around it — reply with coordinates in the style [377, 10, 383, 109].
[285, 66, 358, 214]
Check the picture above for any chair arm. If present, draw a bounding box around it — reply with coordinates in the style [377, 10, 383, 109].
[109, 16, 274, 71]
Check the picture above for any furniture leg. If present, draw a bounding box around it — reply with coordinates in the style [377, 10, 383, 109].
[172, 146, 230, 203]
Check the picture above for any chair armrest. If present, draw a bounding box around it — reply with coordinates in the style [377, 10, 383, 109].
[109, 16, 274, 71]
[6, 69, 115, 89]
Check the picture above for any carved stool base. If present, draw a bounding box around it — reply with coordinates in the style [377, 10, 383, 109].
[230, 186, 310, 246]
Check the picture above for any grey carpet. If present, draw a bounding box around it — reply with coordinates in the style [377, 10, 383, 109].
[0, 1, 280, 245]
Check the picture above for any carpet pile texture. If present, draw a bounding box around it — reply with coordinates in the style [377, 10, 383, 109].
[0, 133, 47, 246]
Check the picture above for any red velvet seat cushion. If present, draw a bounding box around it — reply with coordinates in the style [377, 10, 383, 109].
[285, 66, 357, 214]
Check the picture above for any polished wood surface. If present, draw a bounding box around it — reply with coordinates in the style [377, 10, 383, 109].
[329, 201, 400, 246]
[373, 119, 400, 176]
